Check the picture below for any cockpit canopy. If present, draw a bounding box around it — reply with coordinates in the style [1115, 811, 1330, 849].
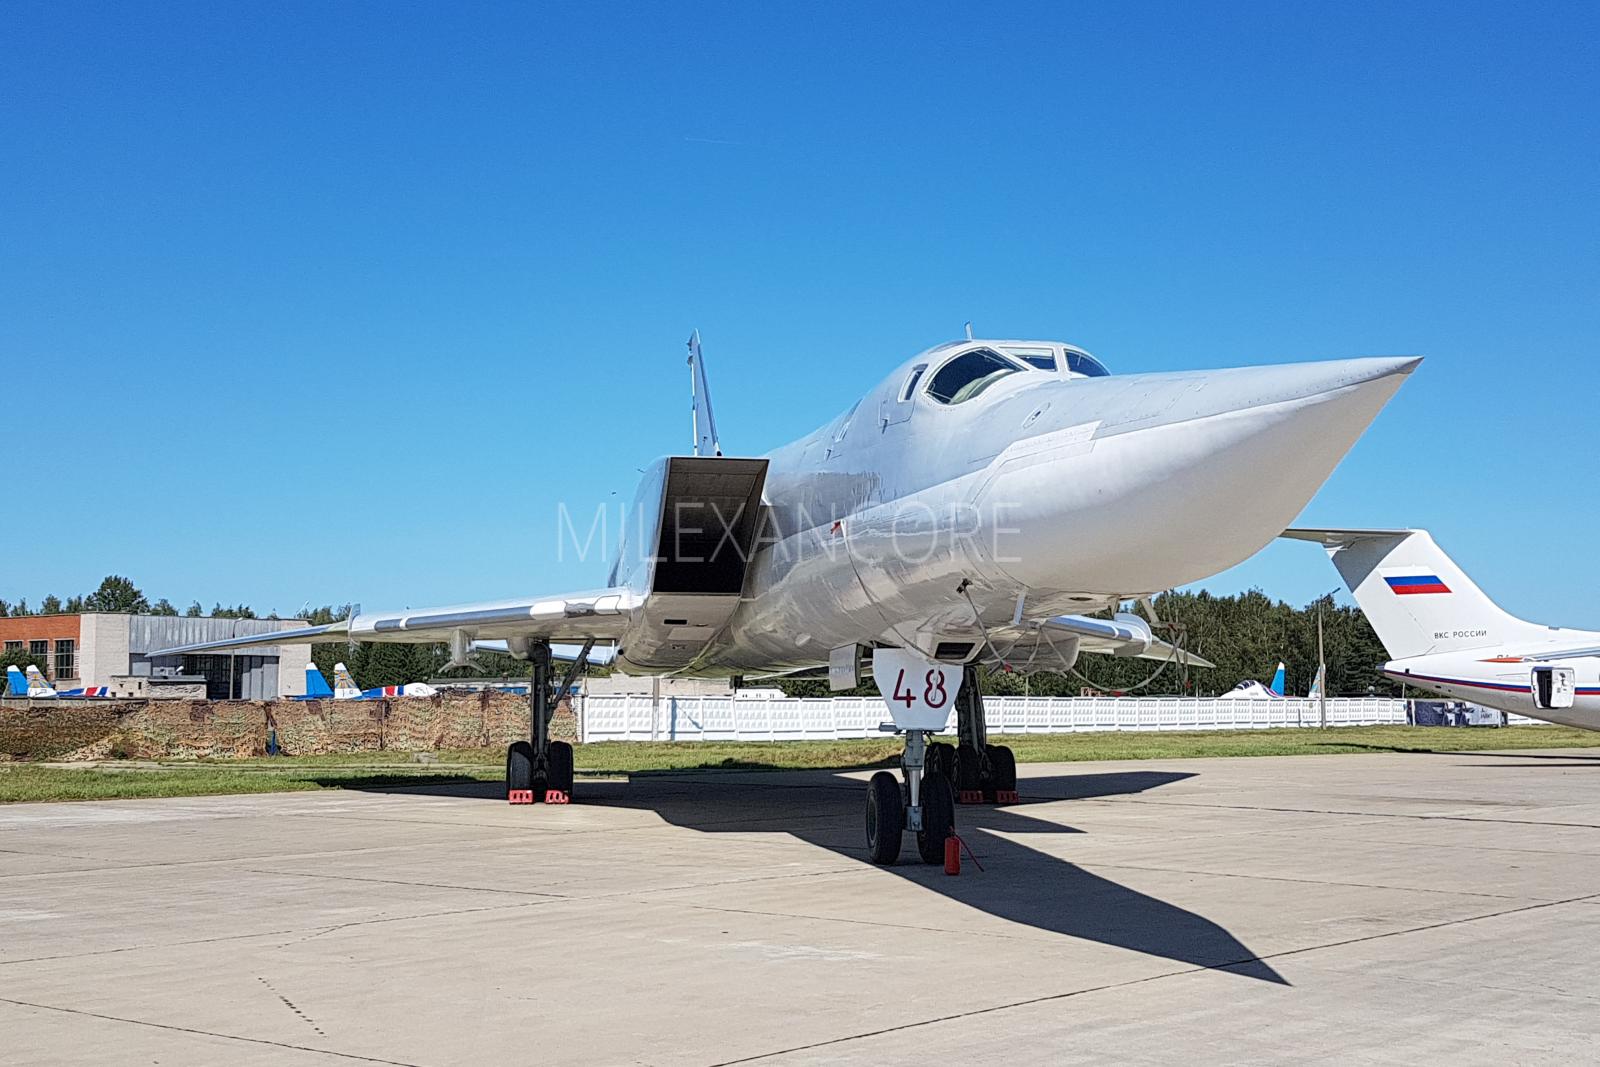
[917, 340, 1110, 406]
[925, 348, 1023, 404]
[993, 342, 1110, 379]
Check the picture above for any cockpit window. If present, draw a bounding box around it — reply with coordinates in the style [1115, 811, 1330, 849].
[900, 364, 928, 402]
[926, 348, 1024, 404]
[1066, 350, 1110, 377]
[1008, 348, 1058, 371]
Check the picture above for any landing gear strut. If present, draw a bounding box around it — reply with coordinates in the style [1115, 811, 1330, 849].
[952, 664, 1018, 804]
[507, 638, 590, 804]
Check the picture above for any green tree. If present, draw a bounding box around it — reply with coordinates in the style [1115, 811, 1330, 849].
[297, 604, 353, 626]
[40, 594, 62, 615]
[149, 598, 179, 616]
[184, 601, 204, 617]
[211, 603, 257, 619]
[63, 596, 85, 613]
[84, 576, 149, 614]
[772, 588, 1401, 700]
[0, 646, 46, 672]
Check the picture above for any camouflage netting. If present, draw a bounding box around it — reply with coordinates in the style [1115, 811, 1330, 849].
[0, 702, 133, 761]
[0, 691, 576, 761]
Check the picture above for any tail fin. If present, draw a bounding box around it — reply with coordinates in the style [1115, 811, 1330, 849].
[6, 665, 27, 697]
[1283, 528, 1550, 659]
[332, 662, 363, 699]
[23, 665, 58, 697]
[1269, 661, 1286, 696]
[304, 663, 334, 699]
[687, 330, 723, 457]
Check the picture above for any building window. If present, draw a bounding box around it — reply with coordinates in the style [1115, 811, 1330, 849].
[55, 640, 76, 679]
[3, 641, 20, 652]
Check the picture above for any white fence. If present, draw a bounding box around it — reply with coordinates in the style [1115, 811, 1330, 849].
[578, 694, 1415, 743]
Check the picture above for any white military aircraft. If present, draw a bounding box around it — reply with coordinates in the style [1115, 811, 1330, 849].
[156, 335, 1419, 863]
[1285, 528, 1600, 729]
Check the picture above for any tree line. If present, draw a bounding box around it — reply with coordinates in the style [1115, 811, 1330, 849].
[0, 575, 265, 621]
[1, 578, 1401, 696]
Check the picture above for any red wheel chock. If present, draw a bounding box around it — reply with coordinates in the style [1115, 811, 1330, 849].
[995, 789, 1019, 804]
[543, 789, 570, 805]
[507, 789, 536, 805]
[957, 790, 985, 805]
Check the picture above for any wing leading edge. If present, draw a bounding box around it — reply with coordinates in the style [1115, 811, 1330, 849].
[148, 588, 640, 657]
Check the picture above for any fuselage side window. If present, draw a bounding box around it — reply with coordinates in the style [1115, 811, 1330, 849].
[900, 364, 928, 402]
[925, 348, 1023, 405]
[833, 400, 860, 442]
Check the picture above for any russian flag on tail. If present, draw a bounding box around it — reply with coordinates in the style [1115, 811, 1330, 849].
[1385, 573, 1451, 595]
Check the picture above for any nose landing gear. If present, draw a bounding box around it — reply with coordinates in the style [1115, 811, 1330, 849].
[866, 656, 1008, 865]
[866, 729, 956, 865]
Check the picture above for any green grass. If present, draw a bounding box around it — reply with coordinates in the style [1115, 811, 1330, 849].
[4, 725, 1599, 803]
[0, 765, 502, 804]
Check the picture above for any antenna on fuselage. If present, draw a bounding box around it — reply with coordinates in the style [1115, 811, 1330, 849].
[687, 329, 722, 457]
[964, 321, 974, 340]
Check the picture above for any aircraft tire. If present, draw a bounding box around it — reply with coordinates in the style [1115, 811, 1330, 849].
[547, 741, 575, 798]
[925, 741, 955, 783]
[954, 745, 983, 793]
[866, 771, 904, 865]
[916, 770, 955, 864]
[506, 741, 534, 798]
[988, 745, 1017, 793]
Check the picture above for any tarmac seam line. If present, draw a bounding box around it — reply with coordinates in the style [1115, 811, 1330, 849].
[0, 995, 426, 1066]
[1071, 859, 1542, 901]
[1099, 796, 1600, 830]
[0, 899, 547, 967]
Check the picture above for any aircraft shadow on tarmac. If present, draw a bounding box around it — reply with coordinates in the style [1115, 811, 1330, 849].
[333, 766, 1286, 984]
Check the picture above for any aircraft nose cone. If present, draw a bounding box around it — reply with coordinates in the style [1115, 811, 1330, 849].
[974, 355, 1421, 594]
[1180, 355, 1422, 421]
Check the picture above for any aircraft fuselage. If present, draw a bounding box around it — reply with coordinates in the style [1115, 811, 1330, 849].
[610, 340, 1420, 675]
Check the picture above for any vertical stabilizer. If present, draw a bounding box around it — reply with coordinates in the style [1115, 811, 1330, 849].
[1270, 662, 1286, 696]
[6, 665, 27, 697]
[687, 330, 723, 457]
[1283, 528, 1553, 659]
[332, 662, 363, 700]
[23, 665, 58, 697]
[304, 663, 335, 699]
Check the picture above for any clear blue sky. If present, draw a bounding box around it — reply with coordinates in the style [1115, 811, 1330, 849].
[3, 2, 1596, 623]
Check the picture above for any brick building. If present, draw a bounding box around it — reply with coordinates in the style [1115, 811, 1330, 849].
[0, 614, 311, 699]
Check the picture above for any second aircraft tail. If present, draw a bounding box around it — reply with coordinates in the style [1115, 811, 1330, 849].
[1282, 528, 1553, 660]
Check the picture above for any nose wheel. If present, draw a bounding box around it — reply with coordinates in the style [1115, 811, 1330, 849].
[864, 729, 955, 865]
[866, 771, 904, 864]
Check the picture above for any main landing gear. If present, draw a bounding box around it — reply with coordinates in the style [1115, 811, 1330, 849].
[507, 639, 591, 805]
[865, 664, 1018, 865]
